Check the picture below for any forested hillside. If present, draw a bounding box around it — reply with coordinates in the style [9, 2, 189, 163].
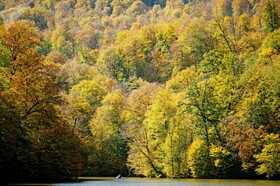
[0, 0, 279, 183]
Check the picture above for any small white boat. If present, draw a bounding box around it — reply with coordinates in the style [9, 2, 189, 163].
[116, 174, 123, 179]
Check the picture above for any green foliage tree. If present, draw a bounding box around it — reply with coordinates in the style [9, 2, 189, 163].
[166, 66, 198, 93]
[254, 133, 280, 179]
[187, 139, 213, 178]
[21, 6, 48, 30]
[210, 144, 241, 178]
[123, 83, 162, 177]
[87, 90, 128, 176]
[67, 77, 112, 135]
[175, 20, 216, 66]
[259, 29, 280, 53]
[263, 0, 280, 32]
[0, 2, 5, 11]
[144, 89, 176, 177]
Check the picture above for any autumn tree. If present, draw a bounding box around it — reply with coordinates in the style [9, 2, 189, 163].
[122, 83, 162, 177]
[86, 90, 128, 176]
[0, 21, 83, 183]
[2, 0, 279, 180]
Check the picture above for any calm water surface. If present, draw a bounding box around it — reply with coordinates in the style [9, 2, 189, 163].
[11, 177, 280, 186]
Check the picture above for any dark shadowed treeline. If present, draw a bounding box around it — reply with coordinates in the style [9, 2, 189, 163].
[0, 0, 279, 183]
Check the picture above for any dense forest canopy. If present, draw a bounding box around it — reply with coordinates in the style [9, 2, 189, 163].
[0, 0, 280, 183]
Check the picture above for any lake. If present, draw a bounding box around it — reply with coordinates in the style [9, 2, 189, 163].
[10, 177, 280, 186]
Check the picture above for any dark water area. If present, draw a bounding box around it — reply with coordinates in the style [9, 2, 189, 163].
[9, 177, 280, 186]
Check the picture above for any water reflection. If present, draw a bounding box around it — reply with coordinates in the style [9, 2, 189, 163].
[10, 178, 280, 186]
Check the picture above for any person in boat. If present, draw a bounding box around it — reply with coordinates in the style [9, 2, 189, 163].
[116, 174, 122, 179]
